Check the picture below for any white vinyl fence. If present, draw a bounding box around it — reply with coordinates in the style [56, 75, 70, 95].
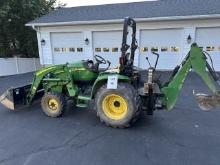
[0, 57, 42, 76]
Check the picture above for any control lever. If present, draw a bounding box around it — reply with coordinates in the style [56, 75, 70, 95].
[145, 57, 152, 68]
[107, 60, 111, 66]
[152, 52, 159, 69]
[106, 60, 111, 71]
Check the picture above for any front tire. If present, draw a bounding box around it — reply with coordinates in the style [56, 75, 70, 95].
[95, 83, 141, 128]
[41, 93, 66, 118]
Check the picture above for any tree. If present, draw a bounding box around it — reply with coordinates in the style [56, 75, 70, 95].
[0, 0, 64, 58]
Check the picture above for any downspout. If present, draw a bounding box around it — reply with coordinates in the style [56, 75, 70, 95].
[32, 25, 44, 66]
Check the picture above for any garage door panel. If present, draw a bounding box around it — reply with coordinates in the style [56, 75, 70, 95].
[196, 28, 220, 46]
[196, 27, 220, 71]
[51, 32, 84, 64]
[139, 29, 183, 70]
[93, 31, 122, 68]
[141, 29, 181, 45]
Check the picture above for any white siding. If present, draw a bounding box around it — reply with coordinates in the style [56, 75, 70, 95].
[36, 30, 44, 64]
[182, 27, 196, 56]
[41, 31, 53, 64]
[84, 31, 93, 60]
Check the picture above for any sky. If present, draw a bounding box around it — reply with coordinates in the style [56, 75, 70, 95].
[60, 0, 153, 7]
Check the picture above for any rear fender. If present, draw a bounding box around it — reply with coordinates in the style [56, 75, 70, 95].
[91, 73, 130, 98]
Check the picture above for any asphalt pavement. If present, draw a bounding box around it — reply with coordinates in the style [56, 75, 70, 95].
[0, 72, 220, 165]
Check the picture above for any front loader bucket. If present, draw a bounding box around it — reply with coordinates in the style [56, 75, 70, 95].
[193, 91, 220, 111]
[0, 84, 31, 110]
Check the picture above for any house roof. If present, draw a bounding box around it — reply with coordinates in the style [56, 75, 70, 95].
[27, 0, 220, 26]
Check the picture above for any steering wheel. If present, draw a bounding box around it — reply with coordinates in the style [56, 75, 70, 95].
[94, 55, 107, 64]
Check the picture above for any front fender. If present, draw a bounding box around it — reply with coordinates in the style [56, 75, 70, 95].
[91, 73, 130, 98]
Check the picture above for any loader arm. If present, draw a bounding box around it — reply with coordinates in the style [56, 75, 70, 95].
[0, 64, 70, 110]
[162, 43, 220, 111]
[26, 65, 67, 105]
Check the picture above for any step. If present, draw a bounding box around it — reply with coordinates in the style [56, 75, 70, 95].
[76, 103, 88, 108]
[76, 95, 91, 108]
[77, 95, 91, 101]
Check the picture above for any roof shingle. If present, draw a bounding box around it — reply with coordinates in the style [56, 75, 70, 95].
[28, 0, 220, 25]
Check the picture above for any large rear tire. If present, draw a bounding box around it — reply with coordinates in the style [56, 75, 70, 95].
[95, 83, 141, 128]
[41, 92, 66, 118]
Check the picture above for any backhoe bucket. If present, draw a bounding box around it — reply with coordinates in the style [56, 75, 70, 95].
[193, 91, 220, 111]
[0, 84, 31, 110]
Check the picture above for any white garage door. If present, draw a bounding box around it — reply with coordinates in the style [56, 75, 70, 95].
[139, 29, 183, 70]
[93, 31, 122, 68]
[196, 27, 220, 71]
[51, 32, 84, 64]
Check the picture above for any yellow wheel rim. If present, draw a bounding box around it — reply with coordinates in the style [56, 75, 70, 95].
[48, 99, 59, 111]
[102, 94, 128, 120]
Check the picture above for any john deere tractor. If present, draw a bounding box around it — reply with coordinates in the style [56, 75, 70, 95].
[1, 17, 220, 128]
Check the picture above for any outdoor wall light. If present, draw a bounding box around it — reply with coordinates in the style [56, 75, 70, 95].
[41, 39, 46, 46]
[84, 38, 89, 45]
[187, 35, 192, 44]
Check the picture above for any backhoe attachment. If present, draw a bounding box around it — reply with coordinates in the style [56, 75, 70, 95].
[162, 43, 220, 111]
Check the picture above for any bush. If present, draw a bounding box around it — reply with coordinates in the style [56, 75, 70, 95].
[0, 0, 64, 58]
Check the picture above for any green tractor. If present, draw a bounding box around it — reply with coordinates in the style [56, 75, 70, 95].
[1, 17, 220, 128]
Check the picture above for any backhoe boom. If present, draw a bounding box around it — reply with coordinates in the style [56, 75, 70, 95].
[162, 43, 220, 111]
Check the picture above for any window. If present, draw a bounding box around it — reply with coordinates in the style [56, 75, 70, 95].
[161, 47, 169, 52]
[206, 46, 215, 51]
[54, 48, 60, 52]
[54, 47, 82, 53]
[199, 47, 203, 51]
[112, 48, 119, 52]
[151, 47, 158, 52]
[103, 48, 110, 52]
[171, 46, 180, 52]
[69, 48, 75, 52]
[141, 47, 148, 52]
[77, 48, 83, 52]
[61, 48, 68, 52]
[95, 48, 101, 52]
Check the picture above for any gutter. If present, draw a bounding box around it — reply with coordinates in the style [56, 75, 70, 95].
[31, 25, 39, 32]
[31, 25, 44, 65]
[26, 14, 220, 27]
